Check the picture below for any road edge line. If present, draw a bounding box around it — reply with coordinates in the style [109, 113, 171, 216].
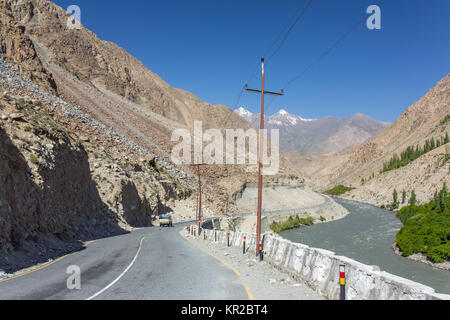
[86, 236, 147, 300]
[0, 240, 97, 284]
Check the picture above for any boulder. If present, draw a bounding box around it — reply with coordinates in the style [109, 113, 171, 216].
[9, 113, 25, 121]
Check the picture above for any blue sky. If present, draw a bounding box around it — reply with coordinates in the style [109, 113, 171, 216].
[52, 0, 449, 122]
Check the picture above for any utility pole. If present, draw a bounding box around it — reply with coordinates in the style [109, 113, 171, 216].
[195, 192, 199, 227]
[225, 197, 229, 216]
[192, 164, 206, 233]
[244, 58, 284, 255]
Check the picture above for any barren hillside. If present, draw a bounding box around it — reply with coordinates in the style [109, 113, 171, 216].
[293, 74, 450, 207]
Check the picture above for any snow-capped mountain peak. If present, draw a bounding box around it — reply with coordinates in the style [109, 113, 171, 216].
[235, 108, 317, 126]
[270, 109, 318, 126]
[235, 107, 253, 118]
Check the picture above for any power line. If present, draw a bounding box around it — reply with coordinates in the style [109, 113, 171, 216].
[265, 94, 278, 116]
[266, 0, 386, 113]
[263, 0, 308, 59]
[223, 0, 312, 127]
[266, 0, 313, 64]
[282, 0, 386, 89]
[222, 61, 260, 128]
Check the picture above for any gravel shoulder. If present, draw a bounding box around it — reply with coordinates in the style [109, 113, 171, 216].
[180, 230, 325, 300]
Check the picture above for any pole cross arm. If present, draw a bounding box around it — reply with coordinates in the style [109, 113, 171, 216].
[245, 88, 284, 96]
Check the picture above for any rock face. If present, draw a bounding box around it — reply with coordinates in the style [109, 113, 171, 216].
[0, 128, 118, 243]
[235, 108, 391, 154]
[0, 0, 57, 93]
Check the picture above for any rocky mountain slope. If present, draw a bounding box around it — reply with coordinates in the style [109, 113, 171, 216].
[235, 107, 391, 154]
[1, 0, 304, 199]
[297, 74, 450, 207]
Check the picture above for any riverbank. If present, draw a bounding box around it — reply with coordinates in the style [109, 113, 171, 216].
[392, 243, 450, 271]
[326, 195, 450, 271]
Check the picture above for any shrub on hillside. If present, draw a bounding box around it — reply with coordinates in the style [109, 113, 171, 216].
[270, 216, 315, 233]
[324, 185, 353, 196]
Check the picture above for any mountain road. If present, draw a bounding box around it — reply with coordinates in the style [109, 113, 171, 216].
[0, 224, 249, 300]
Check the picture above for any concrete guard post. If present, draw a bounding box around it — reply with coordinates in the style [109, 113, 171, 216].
[340, 265, 346, 300]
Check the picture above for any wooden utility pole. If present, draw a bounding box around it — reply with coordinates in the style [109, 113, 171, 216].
[244, 58, 284, 254]
[195, 193, 199, 227]
[192, 164, 206, 233]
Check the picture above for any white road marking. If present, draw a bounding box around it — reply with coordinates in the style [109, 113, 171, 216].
[86, 236, 147, 300]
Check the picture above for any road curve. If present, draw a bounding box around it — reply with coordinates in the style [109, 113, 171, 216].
[0, 224, 249, 300]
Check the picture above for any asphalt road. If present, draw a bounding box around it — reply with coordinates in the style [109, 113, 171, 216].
[0, 224, 249, 300]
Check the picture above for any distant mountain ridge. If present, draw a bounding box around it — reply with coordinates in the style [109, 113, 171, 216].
[235, 107, 391, 154]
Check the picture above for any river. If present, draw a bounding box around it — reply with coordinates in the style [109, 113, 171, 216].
[280, 198, 450, 294]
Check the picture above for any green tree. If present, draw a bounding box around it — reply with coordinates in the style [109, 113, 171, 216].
[392, 189, 399, 209]
[434, 191, 440, 211]
[409, 190, 417, 206]
[409, 190, 417, 215]
[439, 183, 448, 213]
[402, 190, 407, 204]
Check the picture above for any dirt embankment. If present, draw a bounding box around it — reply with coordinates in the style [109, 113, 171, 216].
[220, 184, 349, 234]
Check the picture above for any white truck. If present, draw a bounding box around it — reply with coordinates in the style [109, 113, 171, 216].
[159, 214, 173, 227]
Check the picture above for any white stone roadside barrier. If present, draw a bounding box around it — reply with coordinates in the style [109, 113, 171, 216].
[189, 225, 450, 300]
